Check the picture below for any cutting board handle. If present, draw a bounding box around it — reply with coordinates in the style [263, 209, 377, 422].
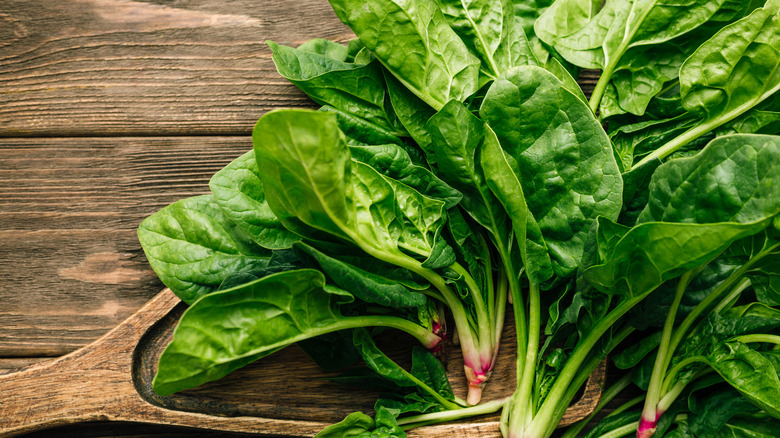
[0, 290, 181, 436]
[0, 290, 329, 438]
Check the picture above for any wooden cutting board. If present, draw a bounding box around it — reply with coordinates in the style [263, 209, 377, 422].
[0, 289, 606, 437]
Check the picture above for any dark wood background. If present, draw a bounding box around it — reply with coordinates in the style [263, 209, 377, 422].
[0, 1, 606, 437]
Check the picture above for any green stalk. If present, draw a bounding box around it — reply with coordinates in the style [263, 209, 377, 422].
[396, 397, 508, 428]
[734, 334, 780, 345]
[658, 368, 712, 413]
[589, 61, 618, 114]
[334, 315, 442, 349]
[597, 422, 640, 438]
[640, 271, 694, 427]
[711, 278, 751, 315]
[561, 373, 638, 438]
[660, 356, 704, 394]
[589, 2, 657, 113]
[667, 243, 779, 362]
[527, 297, 644, 438]
[632, 80, 780, 169]
[510, 281, 542, 433]
[540, 326, 635, 438]
[494, 268, 509, 347]
[451, 261, 492, 341]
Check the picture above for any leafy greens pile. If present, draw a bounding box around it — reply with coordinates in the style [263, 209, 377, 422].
[137, 0, 780, 437]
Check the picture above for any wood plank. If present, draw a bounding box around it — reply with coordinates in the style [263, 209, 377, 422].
[0, 1, 599, 138]
[0, 0, 349, 137]
[0, 136, 251, 356]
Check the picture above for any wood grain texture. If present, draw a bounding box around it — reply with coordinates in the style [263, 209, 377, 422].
[0, 136, 249, 356]
[0, 0, 349, 137]
[0, 0, 599, 138]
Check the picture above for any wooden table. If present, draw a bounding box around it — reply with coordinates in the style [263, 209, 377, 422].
[0, 1, 608, 437]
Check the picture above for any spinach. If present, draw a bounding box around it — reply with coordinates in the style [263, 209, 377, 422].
[137, 194, 272, 304]
[327, 0, 481, 110]
[535, 0, 727, 112]
[633, 0, 780, 168]
[135, 2, 780, 437]
[481, 65, 623, 277]
[152, 269, 440, 396]
[209, 150, 300, 250]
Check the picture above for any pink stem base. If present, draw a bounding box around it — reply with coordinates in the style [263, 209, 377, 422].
[637, 416, 658, 438]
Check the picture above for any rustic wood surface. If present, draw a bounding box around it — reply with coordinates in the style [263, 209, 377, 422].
[0, 1, 606, 437]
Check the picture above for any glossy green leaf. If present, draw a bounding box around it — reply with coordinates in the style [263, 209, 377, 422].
[315, 412, 377, 438]
[721, 230, 780, 305]
[583, 219, 769, 298]
[706, 341, 780, 418]
[426, 101, 512, 246]
[269, 41, 400, 133]
[352, 329, 456, 410]
[383, 71, 436, 153]
[481, 66, 623, 277]
[438, 0, 537, 79]
[319, 105, 406, 147]
[638, 135, 780, 224]
[315, 407, 407, 438]
[328, 0, 481, 110]
[610, 113, 701, 172]
[687, 387, 757, 437]
[209, 150, 300, 250]
[297, 330, 360, 372]
[137, 195, 271, 304]
[297, 38, 350, 61]
[613, 331, 662, 370]
[680, 2, 780, 121]
[715, 416, 780, 438]
[535, 0, 725, 71]
[296, 242, 426, 308]
[478, 123, 552, 282]
[410, 346, 454, 399]
[253, 109, 454, 269]
[348, 143, 461, 208]
[153, 270, 362, 395]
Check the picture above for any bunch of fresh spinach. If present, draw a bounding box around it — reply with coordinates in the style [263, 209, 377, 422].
[136, 0, 780, 437]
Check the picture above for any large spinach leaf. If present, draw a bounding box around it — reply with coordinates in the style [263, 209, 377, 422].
[634, 0, 780, 166]
[638, 134, 780, 224]
[328, 0, 481, 110]
[438, 0, 537, 79]
[253, 109, 454, 269]
[137, 194, 271, 304]
[209, 150, 300, 250]
[481, 66, 623, 277]
[535, 0, 726, 110]
[268, 40, 403, 135]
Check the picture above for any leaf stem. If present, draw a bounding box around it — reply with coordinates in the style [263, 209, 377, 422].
[561, 373, 639, 438]
[640, 271, 694, 428]
[539, 326, 635, 438]
[397, 397, 508, 428]
[733, 334, 780, 345]
[667, 242, 779, 364]
[511, 281, 542, 431]
[597, 421, 640, 438]
[337, 315, 442, 349]
[451, 261, 491, 340]
[633, 80, 780, 170]
[527, 296, 643, 438]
